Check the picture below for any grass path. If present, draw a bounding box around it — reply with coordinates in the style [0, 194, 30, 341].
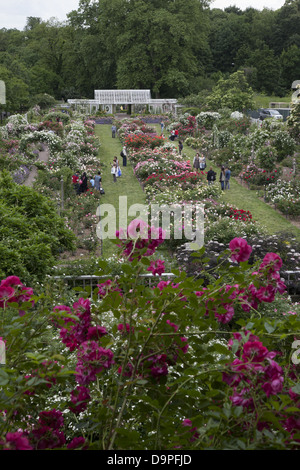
[95, 124, 147, 257]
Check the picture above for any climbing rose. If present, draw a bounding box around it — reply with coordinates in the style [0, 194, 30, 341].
[69, 386, 91, 414]
[147, 259, 165, 276]
[39, 409, 64, 430]
[229, 238, 252, 263]
[259, 252, 283, 272]
[76, 341, 114, 385]
[67, 437, 87, 450]
[0, 276, 34, 313]
[0, 432, 33, 450]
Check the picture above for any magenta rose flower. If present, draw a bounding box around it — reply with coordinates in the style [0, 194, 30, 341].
[229, 237, 252, 263]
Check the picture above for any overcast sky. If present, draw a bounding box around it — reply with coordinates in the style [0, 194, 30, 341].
[0, 0, 286, 31]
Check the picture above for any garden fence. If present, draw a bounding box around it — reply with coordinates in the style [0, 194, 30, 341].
[52, 271, 300, 298]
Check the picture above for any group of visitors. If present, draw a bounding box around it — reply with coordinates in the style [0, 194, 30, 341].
[219, 166, 231, 190]
[205, 165, 231, 189]
[169, 129, 179, 141]
[192, 151, 231, 190]
[72, 170, 104, 194]
[111, 146, 127, 183]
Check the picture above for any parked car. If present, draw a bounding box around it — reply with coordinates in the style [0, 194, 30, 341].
[259, 109, 283, 121]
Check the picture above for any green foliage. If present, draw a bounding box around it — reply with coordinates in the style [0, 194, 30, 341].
[256, 144, 278, 171]
[0, 239, 299, 450]
[0, 171, 76, 283]
[43, 111, 70, 125]
[287, 100, 300, 142]
[206, 71, 255, 111]
[30, 93, 56, 110]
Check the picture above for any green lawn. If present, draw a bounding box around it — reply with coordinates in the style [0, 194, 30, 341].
[95, 124, 147, 257]
[253, 93, 292, 108]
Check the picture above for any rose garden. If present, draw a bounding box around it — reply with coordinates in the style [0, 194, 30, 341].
[0, 98, 300, 450]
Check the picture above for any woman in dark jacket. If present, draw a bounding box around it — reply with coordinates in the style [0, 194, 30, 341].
[79, 172, 88, 193]
[219, 166, 225, 191]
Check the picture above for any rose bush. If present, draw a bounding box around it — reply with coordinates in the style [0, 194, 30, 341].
[0, 226, 299, 450]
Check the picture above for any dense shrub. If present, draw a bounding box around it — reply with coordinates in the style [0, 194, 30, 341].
[0, 171, 76, 282]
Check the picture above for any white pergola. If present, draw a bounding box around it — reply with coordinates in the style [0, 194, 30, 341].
[68, 90, 178, 114]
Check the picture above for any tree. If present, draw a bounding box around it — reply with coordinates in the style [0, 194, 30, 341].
[69, 0, 211, 98]
[208, 8, 251, 73]
[246, 45, 281, 95]
[0, 65, 29, 112]
[280, 44, 300, 91]
[206, 70, 254, 111]
[24, 17, 42, 31]
[272, 0, 300, 54]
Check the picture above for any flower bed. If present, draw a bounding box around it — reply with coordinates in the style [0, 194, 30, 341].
[125, 133, 165, 149]
[240, 163, 280, 187]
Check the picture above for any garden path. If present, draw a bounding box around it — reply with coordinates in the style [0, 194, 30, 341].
[23, 147, 49, 188]
[94, 123, 148, 258]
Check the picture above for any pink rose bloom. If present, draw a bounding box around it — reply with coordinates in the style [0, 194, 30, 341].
[147, 259, 165, 276]
[67, 437, 87, 450]
[127, 219, 149, 239]
[229, 238, 252, 263]
[0, 432, 33, 450]
[215, 303, 235, 324]
[242, 340, 269, 362]
[259, 252, 283, 272]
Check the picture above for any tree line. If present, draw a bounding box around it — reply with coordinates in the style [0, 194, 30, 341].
[0, 0, 299, 112]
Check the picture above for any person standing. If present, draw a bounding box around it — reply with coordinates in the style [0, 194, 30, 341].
[160, 120, 164, 134]
[219, 166, 225, 190]
[193, 153, 200, 170]
[225, 167, 231, 189]
[111, 124, 117, 138]
[178, 140, 183, 155]
[207, 167, 216, 185]
[121, 146, 127, 166]
[111, 163, 118, 183]
[113, 156, 121, 177]
[199, 155, 206, 171]
[79, 172, 88, 193]
[94, 171, 101, 191]
[89, 175, 95, 189]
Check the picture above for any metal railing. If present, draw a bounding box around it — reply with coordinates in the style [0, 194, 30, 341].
[52, 273, 176, 296]
[51, 271, 300, 296]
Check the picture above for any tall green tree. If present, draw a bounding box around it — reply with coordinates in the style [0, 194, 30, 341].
[272, 0, 300, 54]
[280, 44, 300, 91]
[246, 45, 282, 95]
[0, 65, 29, 112]
[206, 70, 254, 111]
[69, 0, 211, 98]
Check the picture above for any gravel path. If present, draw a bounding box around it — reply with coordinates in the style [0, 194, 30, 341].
[23, 147, 49, 187]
